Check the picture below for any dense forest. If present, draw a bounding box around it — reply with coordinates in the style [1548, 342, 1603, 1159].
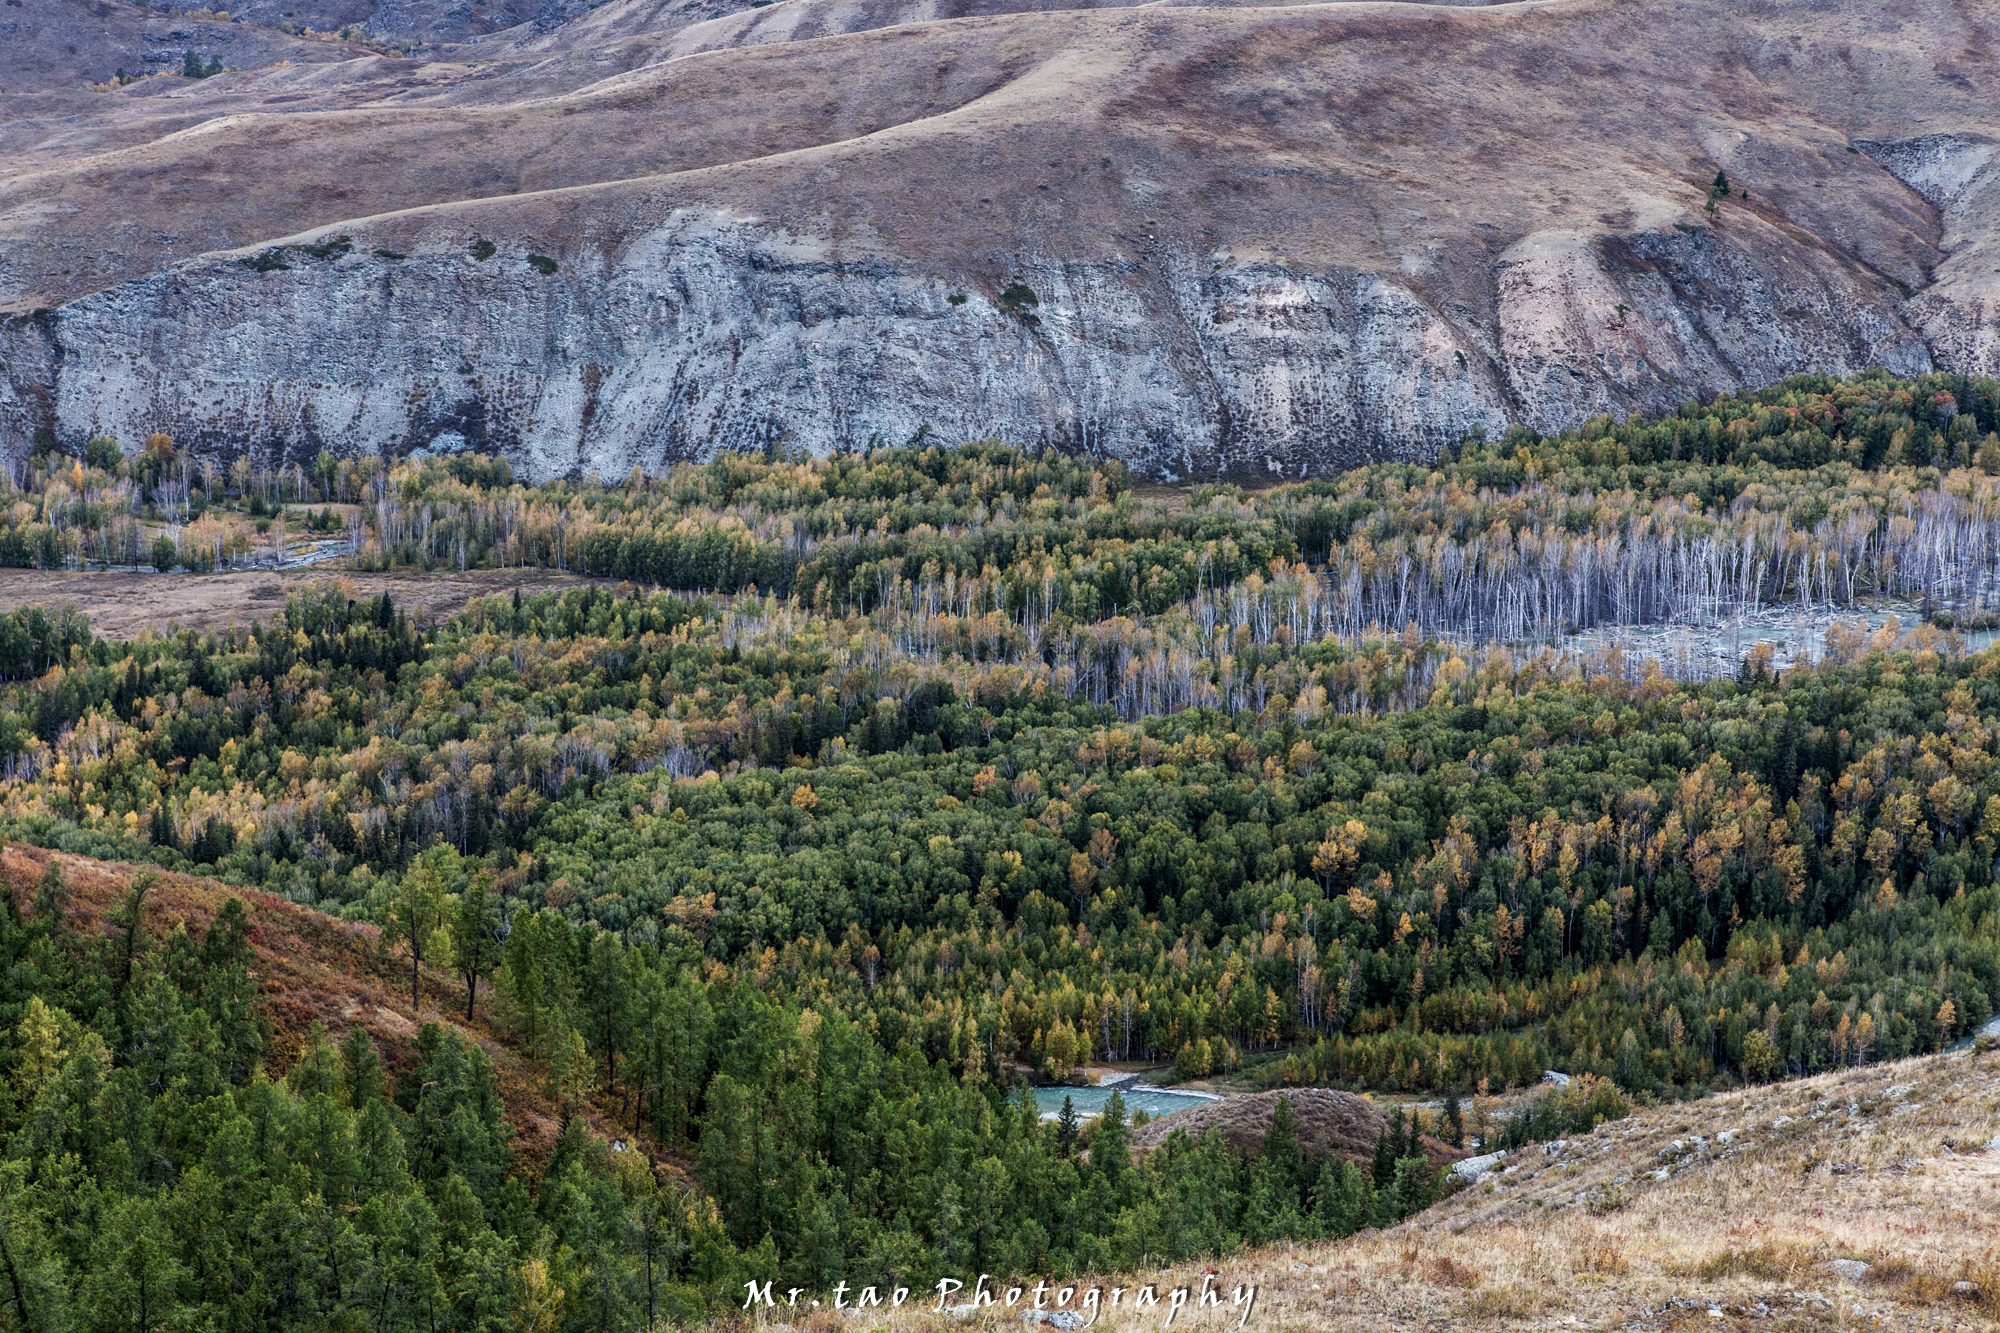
[0, 371, 1998, 1326]
[14, 369, 2000, 671]
[0, 858, 1464, 1331]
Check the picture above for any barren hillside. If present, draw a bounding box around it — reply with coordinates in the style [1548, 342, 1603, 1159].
[1, 0, 1996, 477]
[839, 1049, 2000, 1330]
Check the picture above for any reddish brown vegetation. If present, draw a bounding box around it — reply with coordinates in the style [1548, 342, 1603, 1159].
[1130, 1087, 1463, 1168]
[0, 842, 661, 1177]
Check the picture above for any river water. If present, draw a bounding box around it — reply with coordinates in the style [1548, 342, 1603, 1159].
[1025, 1085, 1220, 1122]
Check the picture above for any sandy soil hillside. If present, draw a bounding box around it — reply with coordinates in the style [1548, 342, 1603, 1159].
[3, 0, 1994, 476]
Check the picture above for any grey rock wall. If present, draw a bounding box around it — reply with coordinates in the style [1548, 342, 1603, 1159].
[0, 202, 1984, 481]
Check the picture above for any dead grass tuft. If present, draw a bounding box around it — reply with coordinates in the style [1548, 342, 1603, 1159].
[1465, 1284, 1543, 1318]
[1571, 1237, 1629, 1276]
[1671, 1241, 1818, 1282]
[1425, 1254, 1482, 1288]
[1868, 1256, 2000, 1312]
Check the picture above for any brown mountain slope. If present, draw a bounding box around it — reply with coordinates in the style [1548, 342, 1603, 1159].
[1129, 1087, 1391, 1163]
[0, 0, 363, 95]
[0, 841, 648, 1174]
[1, 0, 1996, 476]
[8, 0, 1971, 306]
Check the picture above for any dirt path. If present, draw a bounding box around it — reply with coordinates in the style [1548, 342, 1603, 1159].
[0, 566, 597, 638]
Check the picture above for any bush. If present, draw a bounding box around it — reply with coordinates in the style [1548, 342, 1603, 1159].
[1497, 1073, 1631, 1147]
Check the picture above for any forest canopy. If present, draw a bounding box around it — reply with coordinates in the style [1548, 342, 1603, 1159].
[0, 370, 1998, 1328]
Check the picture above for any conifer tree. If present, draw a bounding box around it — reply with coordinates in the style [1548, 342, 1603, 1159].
[1371, 1113, 1399, 1190]
[341, 1025, 387, 1107]
[290, 1021, 343, 1100]
[1262, 1094, 1304, 1202]
[391, 861, 446, 1016]
[1093, 1090, 1131, 1189]
[454, 872, 499, 1021]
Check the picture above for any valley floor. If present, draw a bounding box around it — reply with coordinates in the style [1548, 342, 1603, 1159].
[0, 564, 592, 636]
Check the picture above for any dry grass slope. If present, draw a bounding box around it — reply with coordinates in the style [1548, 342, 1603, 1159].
[4, 0, 1993, 314]
[0, 841, 667, 1175]
[763, 1052, 2000, 1332]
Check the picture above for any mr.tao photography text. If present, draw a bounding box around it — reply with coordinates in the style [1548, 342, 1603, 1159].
[744, 1273, 1259, 1326]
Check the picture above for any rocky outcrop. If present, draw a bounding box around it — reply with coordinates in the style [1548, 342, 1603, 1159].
[4, 200, 1973, 481]
[1859, 135, 2000, 379]
[0, 213, 1505, 478]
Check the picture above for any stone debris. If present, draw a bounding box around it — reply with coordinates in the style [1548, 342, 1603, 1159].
[1622, 1293, 1838, 1328]
[1826, 1258, 1872, 1282]
[1451, 1150, 1507, 1183]
[1022, 1311, 1086, 1330]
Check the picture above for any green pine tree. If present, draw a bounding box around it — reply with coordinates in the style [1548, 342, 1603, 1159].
[341, 1025, 387, 1107]
[454, 872, 499, 1022]
[1371, 1115, 1398, 1190]
[1057, 1095, 1080, 1157]
[1093, 1090, 1131, 1189]
[290, 1021, 344, 1100]
[1263, 1093, 1304, 1203]
[1390, 1155, 1438, 1221]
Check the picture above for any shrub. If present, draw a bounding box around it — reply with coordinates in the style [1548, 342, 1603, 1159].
[295, 235, 353, 261]
[998, 282, 1040, 326]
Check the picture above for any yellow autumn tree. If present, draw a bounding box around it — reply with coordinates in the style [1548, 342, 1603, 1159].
[514, 1258, 565, 1333]
[12, 996, 67, 1099]
[1313, 819, 1366, 891]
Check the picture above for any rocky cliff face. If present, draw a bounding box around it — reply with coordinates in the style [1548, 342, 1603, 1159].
[3, 0, 1997, 479]
[1, 204, 1958, 482]
[1861, 134, 2000, 377]
[5, 213, 1513, 480]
